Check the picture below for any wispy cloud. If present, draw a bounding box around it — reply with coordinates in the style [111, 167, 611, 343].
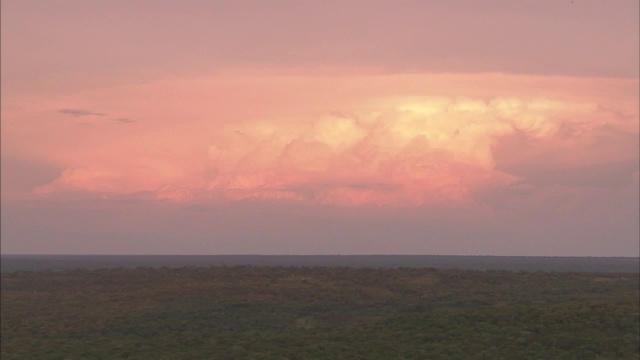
[114, 118, 135, 123]
[58, 108, 106, 117]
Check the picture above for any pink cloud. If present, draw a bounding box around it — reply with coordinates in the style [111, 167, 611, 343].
[3, 72, 636, 208]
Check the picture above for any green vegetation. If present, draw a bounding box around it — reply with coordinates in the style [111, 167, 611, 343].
[2, 266, 638, 359]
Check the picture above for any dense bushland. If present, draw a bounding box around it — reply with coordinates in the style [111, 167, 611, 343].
[1, 266, 638, 359]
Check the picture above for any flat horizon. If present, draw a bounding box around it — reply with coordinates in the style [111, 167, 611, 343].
[3, 253, 639, 258]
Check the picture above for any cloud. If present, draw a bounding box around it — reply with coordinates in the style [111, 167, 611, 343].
[39, 100, 609, 206]
[7, 72, 636, 209]
[114, 118, 135, 123]
[492, 124, 639, 188]
[58, 108, 106, 117]
[0, 155, 62, 195]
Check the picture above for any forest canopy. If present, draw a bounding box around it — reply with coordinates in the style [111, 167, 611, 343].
[2, 266, 638, 359]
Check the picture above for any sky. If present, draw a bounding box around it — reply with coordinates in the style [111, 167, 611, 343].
[1, 0, 638, 256]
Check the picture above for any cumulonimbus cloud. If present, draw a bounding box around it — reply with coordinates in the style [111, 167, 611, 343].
[13, 72, 637, 207]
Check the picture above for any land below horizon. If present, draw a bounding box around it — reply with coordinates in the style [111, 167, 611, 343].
[2, 265, 638, 359]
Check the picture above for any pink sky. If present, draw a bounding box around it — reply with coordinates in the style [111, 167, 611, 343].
[2, 0, 638, 255]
